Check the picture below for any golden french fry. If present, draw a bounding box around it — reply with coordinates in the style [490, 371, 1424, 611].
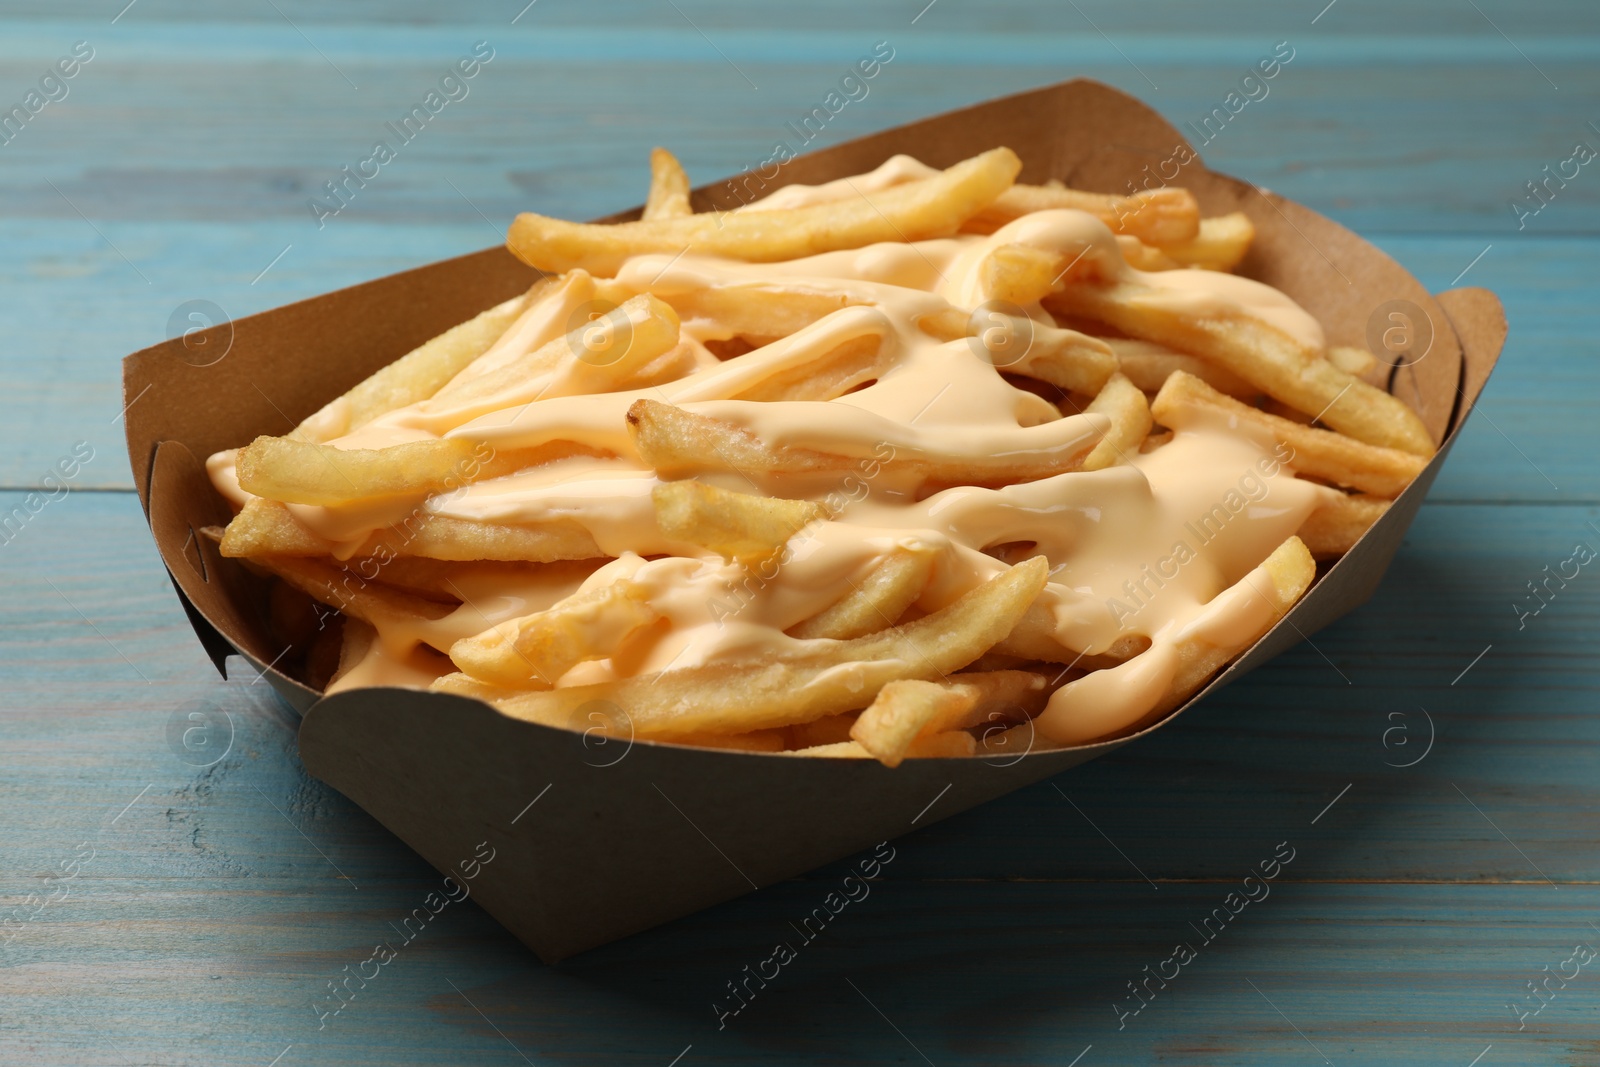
[729, 335, 888, 403]
[1328, 345, 1379, 378]
[980, 243, 1067, 307]
[788, 546, 936, 640]
[627, 399, 1101, 487]
[1080, 372, 1153, 470]
[966, 183, 1201, 246]
[247, 554, 455, 629]
[786, 713, 859, 748]
[1047, 280, 1436, 456]
[292, 291, 533, 443]
[643, 146, 692, 220]
[431, 293, 681, 410]
[975, 314, 1119, 395]
[1151, 212, 1255, 271]
[849, 679, 969, 767]
[507, 147, 1022, 276]
[1031, 536, 1315, 745]
[473, 556, 1049, 739]
[1151, 371, 1427, 498]
[784, 733, 976, 759]
[1115, 236, 1180, 271]
[1297, 493, 1388, 558]
[236, 436, 479, 506]
[849, 670, 1046, 767]
[219, 497, 604, 563]
[449, 579, 661, 688]
[664, 286, 855, 342]
[652, 480, 827, 565]
[671, 729, 789, 753]
[1104, 338, 1258, 399]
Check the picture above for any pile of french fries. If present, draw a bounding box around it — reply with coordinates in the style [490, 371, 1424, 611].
[208, 146, 1434, 765]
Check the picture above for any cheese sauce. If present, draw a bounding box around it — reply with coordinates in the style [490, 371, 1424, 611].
[210, 162, 1341, 745]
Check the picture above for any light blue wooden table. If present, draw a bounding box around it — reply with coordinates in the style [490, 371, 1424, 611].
[2, 2, 1598, 1063]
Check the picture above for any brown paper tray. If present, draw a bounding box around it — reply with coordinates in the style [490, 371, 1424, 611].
[123, 78, 1506, 962]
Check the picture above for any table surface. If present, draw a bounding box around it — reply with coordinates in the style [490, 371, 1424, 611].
[2, 2, 1598, 1064]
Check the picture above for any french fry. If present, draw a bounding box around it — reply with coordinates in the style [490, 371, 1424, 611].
[1328, 345, 1379, 378]
[663, 285, 855, 341]
[652, 480, 827, 565]
[1104, 337, 1257, 399]
[247, 554, 455, 629]
[1046, 280, 1436, 456]
[980, 243, 1069, 307]
[430, 293, 681, 410]
[627, 399, 1102, 486]
[924, 306, 1117, 395]
[291, 291, 533, 443]
[457, 556, 1049, 739]
[643, 146, 692, 220]
[786, 713, 859, 748]
[449, 579, 661, 688]
[966, 183, 1201, 246]
[1080, 372, 1153, 470]
[729, 335, 888, 403]
[236, 436, 479, 506]
[850, 671, 1046, 766]
[1297, 493, 1388, 558]
[1030, 536, 1315, 744]
[1150, 212, 1255, 271]
[787, 733, 977, 759]
[788, 546, 936, 640]
[220, 497, 604, 563]
[507, 147, 1022, 276]
[1151, 371, 1427, 498]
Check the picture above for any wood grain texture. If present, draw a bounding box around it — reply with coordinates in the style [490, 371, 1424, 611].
[1, 0, 1597, 1063]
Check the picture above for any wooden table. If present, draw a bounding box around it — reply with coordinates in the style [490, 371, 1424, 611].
[2, 2, 1596, 1063]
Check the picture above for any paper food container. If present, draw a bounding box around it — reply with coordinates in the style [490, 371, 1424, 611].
[123, 78, 1506, 962]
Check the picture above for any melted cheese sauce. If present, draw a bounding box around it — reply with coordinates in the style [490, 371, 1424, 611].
[211, 162, 1343, 745]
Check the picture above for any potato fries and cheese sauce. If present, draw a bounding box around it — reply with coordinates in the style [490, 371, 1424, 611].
[206, 147, 1433, 762]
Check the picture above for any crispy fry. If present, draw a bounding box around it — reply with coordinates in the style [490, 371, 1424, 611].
[1328, 345, 1379, 378]
[980, 243, 1066, 307]
[664, 286, 856, 341]
[236, 436, 479, 506]
[787, 546, 936, 640]
[627, 399, 1101, 486]
[652, 480, 827, 565]
[292, 291, 532, 443]
[1150, 212, 1255, 271]
[464, 556, 1049, 739]
[966, 183, 1200, 246]
[1080, 372, 1153, 470]
[643, 146, 693, 220]
[431, 293, 681, 409]
[1104, 337, 1258, 399]
[1116, 236, 1180, 272]
[786, 713, 859, 748]
[1030, 536, 1315, 744]
[850, 671, 1046, 766]
[1047, 280, 1436, 456]
[507, 147, 1022, 276]
[787, 733, 977, 759]
[1297, 493, 1388, 558]
[220, 497, 604, 563]
[1151, 371, 1427, 498]
[247, 554, 455, 629]
[728, 334, 888, 402]
[449, 579, 661, 688]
